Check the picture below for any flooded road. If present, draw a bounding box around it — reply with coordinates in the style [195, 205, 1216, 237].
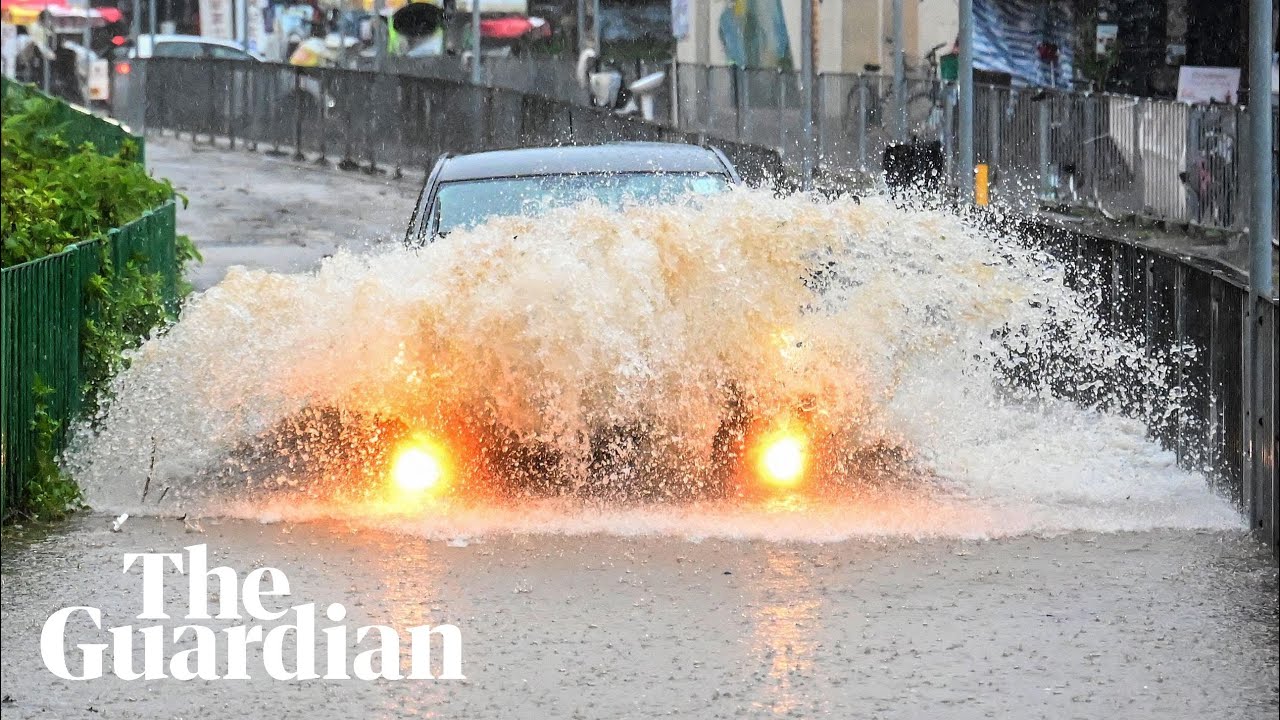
[1, 516, 1275, 719]
[2, 144, 1276, 719]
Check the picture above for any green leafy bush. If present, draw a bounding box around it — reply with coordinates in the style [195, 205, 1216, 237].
[1, 90, 176, 267]
[2, 86, 198, 521]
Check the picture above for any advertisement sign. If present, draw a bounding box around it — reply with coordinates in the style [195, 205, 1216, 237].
[200, 0, 235, 40]
[1176, 66, 1242, 104]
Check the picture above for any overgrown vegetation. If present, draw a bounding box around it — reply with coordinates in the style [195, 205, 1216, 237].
[0, 90, 178, 267]
[2, 85, 199, 521]
[26, 380, 83, 519]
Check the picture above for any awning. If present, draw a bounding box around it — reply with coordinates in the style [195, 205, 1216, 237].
[1, 0, 69, 26]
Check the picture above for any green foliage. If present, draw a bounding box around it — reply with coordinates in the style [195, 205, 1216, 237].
[2, 85, 197, 521]
[1, 90, 173, 268]
[80, 251, 170, 419]
[24, 379, 83, 520]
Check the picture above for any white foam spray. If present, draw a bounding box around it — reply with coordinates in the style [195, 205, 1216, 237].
[65, 190, 1242, 540]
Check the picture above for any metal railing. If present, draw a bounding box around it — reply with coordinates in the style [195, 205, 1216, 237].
[1, 202, 179, 517]
[672, 65, 1274, 237]
[322, 56, 1272, 238]
[1013, 216, 1276, 554]
[133, 58, 783, 186]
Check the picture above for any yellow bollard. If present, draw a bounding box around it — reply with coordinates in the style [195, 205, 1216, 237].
[974, 163, 990, 206]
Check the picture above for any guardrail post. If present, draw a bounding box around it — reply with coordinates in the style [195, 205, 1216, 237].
[776, 68, 786, 155]
[1132, 98, 1145, 217]
[988, 87, 1000, 191]
[856, 76, 868, 171]
[1037, 97, 1051, 201]
[1174, 261, 1187, 464]
[293, 69, 306, 161]
[316, 72, 329, 167]
[944, 82, 956, 186]
[733, 66, 744, 141]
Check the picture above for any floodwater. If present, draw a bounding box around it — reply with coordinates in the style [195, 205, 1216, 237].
[2, 147, 1277, 718]
[2, 518, 1275, 719]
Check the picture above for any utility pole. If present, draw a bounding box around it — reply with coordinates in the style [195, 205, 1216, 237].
[800, 0, 814, 190]
[471, 0, 482, 83]
[1247, 0, 1274, 301]
[891, 0, 905, 142]
[239, 0, 249, 49]
[576, 0, 586, 53]
[592, 0, 601, 53]
[81, 0, 92, 99]
[1245, 0, 1275, 536]
[374, 0, 386, 70]
[957, 0, 974, 202]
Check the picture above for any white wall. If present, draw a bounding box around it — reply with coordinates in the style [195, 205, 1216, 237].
[916, 0, 959, 64]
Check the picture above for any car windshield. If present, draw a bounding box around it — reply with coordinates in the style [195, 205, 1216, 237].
[433, 172, 730, 234]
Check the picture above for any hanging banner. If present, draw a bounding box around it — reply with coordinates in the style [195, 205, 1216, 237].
[1176, 66, 1241, 105]
[973, 0, 1074, 87]
[200, 0, 234, 40]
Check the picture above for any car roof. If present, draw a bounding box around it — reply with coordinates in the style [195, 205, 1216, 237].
[435, 143, 733, 182]
[134, 34, 262, 56]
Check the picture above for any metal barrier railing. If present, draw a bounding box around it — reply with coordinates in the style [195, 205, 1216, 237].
[1013, 216, 1276, 554]
[672, 65, 1271, 237]
[0, 202, 179, 517]
[342, 57, 1271, 238]
[134, 58, 784, 187]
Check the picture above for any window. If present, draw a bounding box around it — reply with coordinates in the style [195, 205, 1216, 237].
[432, 173, 730, 234]
[206, 45, 254, 61]
[151, 42, 204, 59]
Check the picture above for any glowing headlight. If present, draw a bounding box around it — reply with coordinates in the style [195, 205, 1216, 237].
[390, 438, 449, 494]
[757, 430, 807, 487]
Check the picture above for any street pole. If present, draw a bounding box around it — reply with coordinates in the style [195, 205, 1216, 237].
[131, 0, 141, 41]
[81, 0, 92, 100]
[892, 0, 905, 143]
[237, 0, 248, 49]
[800, 0, 814, 190]
[148, 0, 156, 50]
[576, 0, 586, 53]
[374, 0, 386, 70]
[1248, 0, 1274, 301]
[957, 0, 974, 202]
[1245, 0, 1275, 531]
[471, 0, 482, 84]
[592, 0, 601, 53]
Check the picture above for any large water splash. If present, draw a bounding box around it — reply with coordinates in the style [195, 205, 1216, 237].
[65, 190, 1241, 539]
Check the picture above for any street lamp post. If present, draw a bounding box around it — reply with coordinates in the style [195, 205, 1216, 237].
[800, 0, 814, 190]
[957, 0, 974, 202]
[471, 0, 482, 84]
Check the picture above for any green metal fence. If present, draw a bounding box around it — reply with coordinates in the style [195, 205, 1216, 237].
[0, 202, 178, 518]
[2, 76, 144, 163]
[1, 77, 173, 518]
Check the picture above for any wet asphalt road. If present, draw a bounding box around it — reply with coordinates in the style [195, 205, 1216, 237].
[1, 516, 1276, 719]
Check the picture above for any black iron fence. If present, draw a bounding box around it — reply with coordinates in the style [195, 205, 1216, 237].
[130, 58, 1275, 552]
[132, 58, 782, 187]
